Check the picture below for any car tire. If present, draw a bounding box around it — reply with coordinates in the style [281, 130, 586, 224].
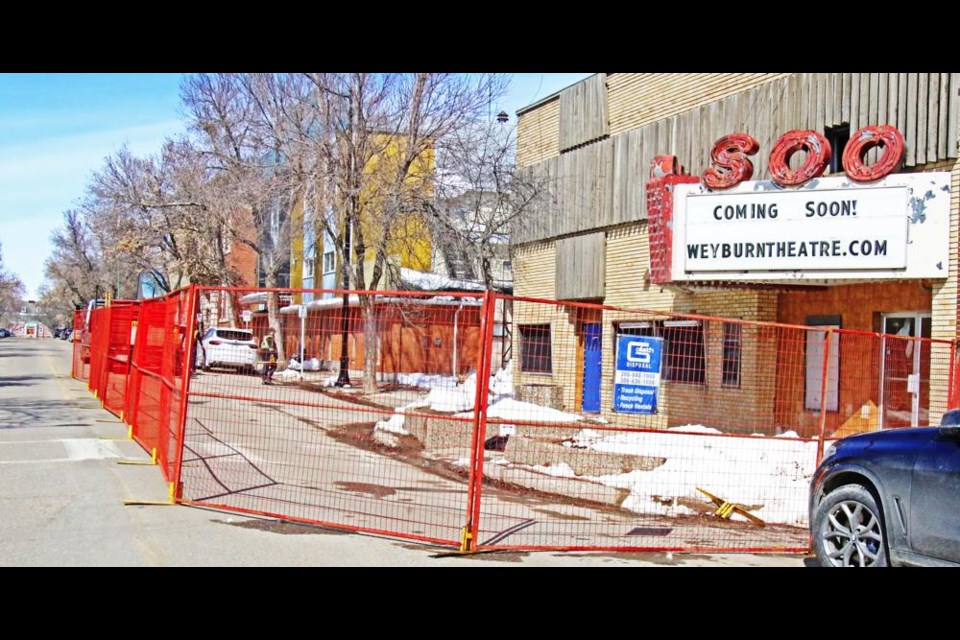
[813, 484, 888, 567]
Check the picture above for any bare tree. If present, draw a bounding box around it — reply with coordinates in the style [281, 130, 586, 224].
[35, 281, 76, 330]
[0, 242, 25, 326]
[180, 73, 308, 364]
[300, 73, 509, 392]
[42, 210, 120, 306]
[427, 118, 549, 290]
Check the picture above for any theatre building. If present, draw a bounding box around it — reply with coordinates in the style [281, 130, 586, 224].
[512, 73, 959, 436]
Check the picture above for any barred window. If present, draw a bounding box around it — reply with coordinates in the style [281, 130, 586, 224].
[614, 319, 705, 385]
[722, 322, 742, 387]
[519, 324, 552, 373]
[662, 320, 705, 385]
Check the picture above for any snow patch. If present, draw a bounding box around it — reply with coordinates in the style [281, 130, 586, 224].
[458, 397, 582, 423]
[523, 461, 577, 478]
[562, 426, 818, 526]
[374, 412, 410, 436]
[393, 373, 459, 389]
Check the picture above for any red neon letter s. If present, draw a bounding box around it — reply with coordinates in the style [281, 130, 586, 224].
[842, 125, 905, 182]
[769, 130, 832, 187]
[703, 134, 760, 189]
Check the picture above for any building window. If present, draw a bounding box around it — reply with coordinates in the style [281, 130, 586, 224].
[825, 124, 850, 174]
[614, 319, 705, 385]
[662, 320, 705, 385]
[519, 324, 552, 373]
[303, 258, 315, 279]
[323, 250, 336, 274]
[722, 322, 742, 387]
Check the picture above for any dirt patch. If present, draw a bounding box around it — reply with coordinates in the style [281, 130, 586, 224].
[530, 508, 592, 522]
[327, 421, 426, 457]
[212, 518, 351, 535]
[335, 481, 397, 498]
[486, 477, 633, 517]
[293, 384, 397, 412]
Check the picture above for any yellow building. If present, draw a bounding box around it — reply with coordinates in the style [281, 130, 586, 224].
[513, 73, 959, 436]
[290, 133, 435, 303]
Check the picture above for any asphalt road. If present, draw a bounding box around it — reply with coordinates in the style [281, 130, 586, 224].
[0, 336, 810, 567]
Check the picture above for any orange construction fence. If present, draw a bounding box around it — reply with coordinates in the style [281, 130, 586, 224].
[71, 285, 960, 554]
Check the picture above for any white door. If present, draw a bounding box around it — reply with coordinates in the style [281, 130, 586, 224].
[806, 326, 839, 412]
[880, 313, 932, 428]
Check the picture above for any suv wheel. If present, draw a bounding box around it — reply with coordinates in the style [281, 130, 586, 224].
[813, 484, 888, 567]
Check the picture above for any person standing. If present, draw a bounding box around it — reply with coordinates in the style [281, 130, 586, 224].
[260, 329, 278, 384]
[192, 321, 206, 373]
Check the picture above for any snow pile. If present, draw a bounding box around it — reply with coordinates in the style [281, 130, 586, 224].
[393, 373, 459, 389]
[489, 366, 514, 397]
[374, 367, 582, 441]
[420, 372, 478, 412]
[374, 412, 411, 436]
[526, 461, 577, 478]
[272, 368, 301, 381]
[458, 397, 581, 423]
[286, 357, 322, 372]
[559, 425, 818, 526]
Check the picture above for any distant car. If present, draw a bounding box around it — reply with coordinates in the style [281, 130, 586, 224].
[0, 328, 12, 338]
[196, 327, 258, 373]
[809, 409, 960, 567]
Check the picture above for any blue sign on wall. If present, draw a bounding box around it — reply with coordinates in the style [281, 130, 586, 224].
[614, 335, 663, 414]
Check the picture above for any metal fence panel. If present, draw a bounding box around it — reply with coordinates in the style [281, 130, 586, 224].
[72, 286, 960, 555]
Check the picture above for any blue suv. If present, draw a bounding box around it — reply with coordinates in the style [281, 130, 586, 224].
[809, 409, 960, 567]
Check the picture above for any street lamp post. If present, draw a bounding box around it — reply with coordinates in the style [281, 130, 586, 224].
[335, 87, 358, 388]
[334, 218, 352, 387]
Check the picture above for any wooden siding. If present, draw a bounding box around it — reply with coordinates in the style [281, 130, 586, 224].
[555, 232, 605, 300]
[559, 74, 609, 151]
[516, 73, 960, 246]
[606, 73, 789, 135]
[517, 97, 560, 168]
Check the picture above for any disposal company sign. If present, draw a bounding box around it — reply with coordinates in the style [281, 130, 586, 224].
[671, 173, 950, 281]
[614, 335, 662, 415]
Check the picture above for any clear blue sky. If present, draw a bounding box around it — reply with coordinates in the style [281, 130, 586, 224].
[0, 73, 592, 299]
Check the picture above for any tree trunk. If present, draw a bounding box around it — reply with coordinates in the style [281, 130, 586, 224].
[223, 289, 241, 328]
[265, 273, 286, 367]
[361, 293, 378, 393]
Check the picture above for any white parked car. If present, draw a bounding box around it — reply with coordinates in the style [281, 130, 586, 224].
[196, 327, 258, 373]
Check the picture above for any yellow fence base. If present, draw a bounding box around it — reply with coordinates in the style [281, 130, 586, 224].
[117, 446, 157, 466]
[124, 482, 178, 507]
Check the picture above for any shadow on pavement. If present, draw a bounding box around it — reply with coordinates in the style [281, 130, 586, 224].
[0, 397, 100, 429]
[0, 375, 45, 387]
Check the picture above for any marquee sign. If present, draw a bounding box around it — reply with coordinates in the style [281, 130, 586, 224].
[671, 172, 951, 282]
[647, 124, 951, 284]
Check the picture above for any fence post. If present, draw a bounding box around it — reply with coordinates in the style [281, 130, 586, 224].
[97, 305, 113, 405]
[462, 290, 497, 553]
[815, 327, 833, 465]
[948, 339, 958, 409]
[171, 285, 200, 502]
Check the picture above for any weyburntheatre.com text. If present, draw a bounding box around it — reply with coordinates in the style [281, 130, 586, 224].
[687, 239, 889, 260]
